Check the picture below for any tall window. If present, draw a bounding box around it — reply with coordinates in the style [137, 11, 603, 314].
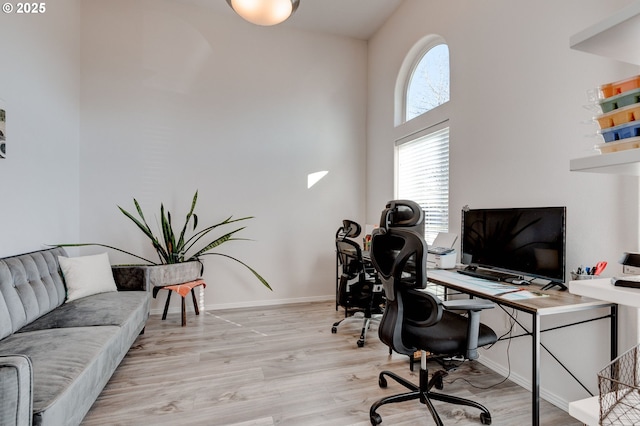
[397, 127, 449, 244]
[395, 38, 450, 245]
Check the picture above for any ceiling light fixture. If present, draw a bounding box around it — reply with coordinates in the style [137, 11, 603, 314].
[226, 0, 299, 26]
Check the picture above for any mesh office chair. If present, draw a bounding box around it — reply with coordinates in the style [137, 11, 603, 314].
[332, 220, 384, 347]
[368, 200, 497, 426]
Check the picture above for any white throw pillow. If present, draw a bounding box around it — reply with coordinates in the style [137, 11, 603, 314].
[58, 252, 118, 302]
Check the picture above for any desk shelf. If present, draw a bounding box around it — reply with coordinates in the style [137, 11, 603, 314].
[569, 278, 640, 308]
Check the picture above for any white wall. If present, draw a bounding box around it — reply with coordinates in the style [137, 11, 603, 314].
[367, 0, 639, 410]
[78, 0, 367, 311]
[4, 0, 637, 411]
[0, 1, 81, 257]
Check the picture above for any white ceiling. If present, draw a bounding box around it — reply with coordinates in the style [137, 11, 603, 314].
[179, 0, 404, 40]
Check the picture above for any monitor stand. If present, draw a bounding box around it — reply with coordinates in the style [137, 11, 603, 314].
[541, 281, 567, 291]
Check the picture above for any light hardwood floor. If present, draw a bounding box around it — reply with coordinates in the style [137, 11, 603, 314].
[82, 302, 581, 425]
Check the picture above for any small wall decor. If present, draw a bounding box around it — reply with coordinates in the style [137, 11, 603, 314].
[0, 99, 5, 159]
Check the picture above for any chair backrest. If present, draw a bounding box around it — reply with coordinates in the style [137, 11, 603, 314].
[370, 200, 436, 354]
[335, 220, 364, 279]
[370, 200, 427, 299]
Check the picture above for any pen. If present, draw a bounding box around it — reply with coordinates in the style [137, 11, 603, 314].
[495, 288, 525, 297]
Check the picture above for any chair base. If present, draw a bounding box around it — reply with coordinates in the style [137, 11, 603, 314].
[332, 312, 381, 347]
[369, 354, 492, 426]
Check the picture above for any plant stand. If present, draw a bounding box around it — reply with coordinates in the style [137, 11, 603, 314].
[152, 279, 206, 326]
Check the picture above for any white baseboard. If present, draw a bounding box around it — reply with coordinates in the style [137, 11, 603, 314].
[150, 295, 334, 315]
[478, 356, 570, 412]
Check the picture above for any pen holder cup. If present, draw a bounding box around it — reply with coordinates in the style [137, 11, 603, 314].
[571, 272, 598, 280]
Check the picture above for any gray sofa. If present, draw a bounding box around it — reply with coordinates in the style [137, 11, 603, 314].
[0, 247, 150, 426]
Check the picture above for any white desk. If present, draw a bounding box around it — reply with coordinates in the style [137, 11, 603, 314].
[570, 277, 640, 308]
[569, 278, 640, 426]
[568, 395, 599, 426]
[427, 270, 617, 426]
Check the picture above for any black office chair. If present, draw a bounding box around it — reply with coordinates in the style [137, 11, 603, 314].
[332, 219, 385, 347]
[368, 200, 497, 426]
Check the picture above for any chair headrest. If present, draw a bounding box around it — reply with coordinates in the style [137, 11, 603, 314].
[338, 220, 361, 238]
[370, 200, 428, 298]
[379, 200, 424, 231]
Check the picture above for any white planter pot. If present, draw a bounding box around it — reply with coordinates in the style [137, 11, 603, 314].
[112, 261, 201, 290]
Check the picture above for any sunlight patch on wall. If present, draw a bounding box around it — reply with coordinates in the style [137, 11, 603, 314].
[307, 171, 328, 189]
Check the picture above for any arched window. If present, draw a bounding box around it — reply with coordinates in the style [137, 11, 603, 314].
[395, 36, 450, 245]
[405, 44, 450, 121]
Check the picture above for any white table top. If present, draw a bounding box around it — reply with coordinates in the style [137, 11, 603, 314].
[569, 278, 640, 308]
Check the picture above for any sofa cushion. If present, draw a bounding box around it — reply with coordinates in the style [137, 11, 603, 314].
[18, 291, 150, 358]
[58, 253, 118, 302]
[0, 248, 67, 339]
[19, 290, 149, 330]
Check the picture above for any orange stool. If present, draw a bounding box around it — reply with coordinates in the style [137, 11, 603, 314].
[152, 279, 206, 326]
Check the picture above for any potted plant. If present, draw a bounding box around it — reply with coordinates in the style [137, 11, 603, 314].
[56, 191, 271, 290]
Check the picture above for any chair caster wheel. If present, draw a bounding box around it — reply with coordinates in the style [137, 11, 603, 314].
[480, 412, 491, 425]
[331, 327, 337, 333]
[357, 339, 364, 347]
[370, 413, 382, 425]
[435, 375, 444, 390]
[378, 376, 387, 388]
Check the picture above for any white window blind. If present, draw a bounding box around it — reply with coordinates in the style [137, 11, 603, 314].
[397, 127, 449, 245]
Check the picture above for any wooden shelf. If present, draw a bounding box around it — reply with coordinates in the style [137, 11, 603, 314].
[570, 1, 640, 66]
[570, 149, 640, 175]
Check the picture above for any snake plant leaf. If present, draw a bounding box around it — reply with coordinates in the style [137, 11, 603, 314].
[52, 243, 157, 265]
[56, 191, 271, 290]
[182, 217, 241, 249]
[198, 252, 272, 290]
[118, 205, 167, 262]
[187, 228, 246, 257]
[177, 191, 198, 252]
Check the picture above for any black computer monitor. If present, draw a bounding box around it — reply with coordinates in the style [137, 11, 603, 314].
[461, 206, 566, 284]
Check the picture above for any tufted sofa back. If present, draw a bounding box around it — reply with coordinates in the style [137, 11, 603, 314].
[0, 247, 68, 339]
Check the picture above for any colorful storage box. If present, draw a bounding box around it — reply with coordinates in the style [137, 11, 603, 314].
[596, 136, 640, 154]
[600, 75, 640, 99]
[599, 88, 640, 113]
[599, 121, 640, 142]
[594, 103, 640, 129]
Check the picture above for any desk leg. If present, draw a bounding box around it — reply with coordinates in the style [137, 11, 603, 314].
[532, 313, 540, 426]
[611, 304, 618, 360]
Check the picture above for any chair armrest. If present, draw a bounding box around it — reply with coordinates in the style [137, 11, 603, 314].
[442, 299, 494, 311]
[0, 355, 33, 426]
[443, 299, 495, 361]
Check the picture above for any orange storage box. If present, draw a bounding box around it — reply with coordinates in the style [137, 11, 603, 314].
[600, 75, 640, 99]
[594, 103, 640, 129]
[596, 136, 640, 154]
